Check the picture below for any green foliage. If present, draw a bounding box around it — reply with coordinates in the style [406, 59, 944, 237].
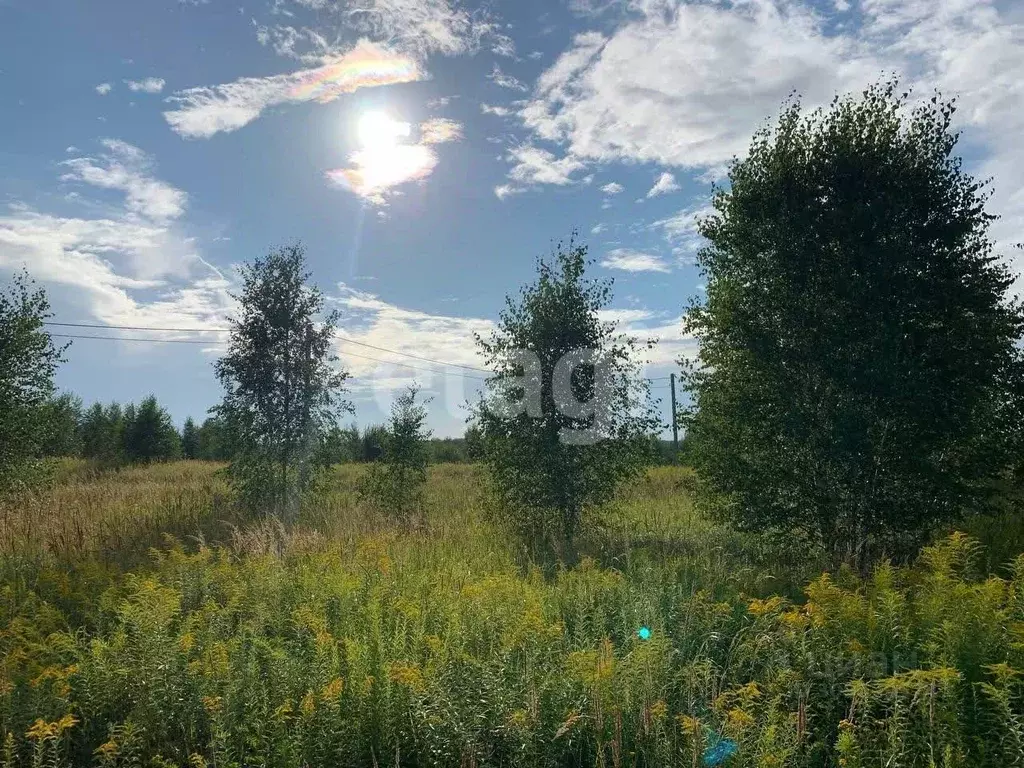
[0, 270, 67, 495]
[4, 464, 1024, 768]
[474, 235, 660, 560]
[682, 81, 1024, 563]
[38, 394, 84, 458]
[122, 396, 181, 464]
[195, 416, 235, 461]
[359, 387, 432, 527]
[181, 418, 200, 460]
[80, 402, 125, 466]
[214, 244, 352, 519]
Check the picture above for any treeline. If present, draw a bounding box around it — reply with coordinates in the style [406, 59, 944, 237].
[34, 394, 555, 465]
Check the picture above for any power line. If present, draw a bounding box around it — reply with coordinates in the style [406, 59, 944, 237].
[50, 333, 489, 381]
[45, 321, 491, 374]
[47, 322, 672, 384]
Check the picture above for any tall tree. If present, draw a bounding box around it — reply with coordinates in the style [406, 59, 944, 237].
[474, 236, 660, 560]
[359, 387, 432, 527]
[39, 393, 84, 458]
[81, 402, 125, 465]
[181, 417, 200, 460]
[682, 82, 1024, 563]
[0, 270, 67, 493]
[215, 244, 351, 518]
[123, 396, 181, 463]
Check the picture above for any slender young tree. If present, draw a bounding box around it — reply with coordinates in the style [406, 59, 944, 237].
[359, 386, 432, 527]
[682, 81, 1024, 563]
[0, 270, 67, 493]
[474, 236, 660, 561]
[215, 244, 352, 518]
[181, 417, 200, 460]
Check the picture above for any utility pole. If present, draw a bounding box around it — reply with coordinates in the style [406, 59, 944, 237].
[669, 372, 679, 455]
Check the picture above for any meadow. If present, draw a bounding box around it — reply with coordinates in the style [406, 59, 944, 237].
[2, 462, 1024, 767]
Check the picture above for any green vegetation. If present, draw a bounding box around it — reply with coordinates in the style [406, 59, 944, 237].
[214, 243, 352, 519]
[682, 83, 1024, 564]
[4, 82, 1024, 767]
[2, 462, 1024, 767]
[475, 237, 660, 561]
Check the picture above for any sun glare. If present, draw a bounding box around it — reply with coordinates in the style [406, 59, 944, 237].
[335, 111, 436, 202]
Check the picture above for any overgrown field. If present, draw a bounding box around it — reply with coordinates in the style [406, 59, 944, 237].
[3, 462, 1024, 767]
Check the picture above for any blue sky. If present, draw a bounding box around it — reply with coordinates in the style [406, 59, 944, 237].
[2, 0, 1023, 436]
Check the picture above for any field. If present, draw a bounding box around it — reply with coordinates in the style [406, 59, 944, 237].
[3, 462, 1024, 767]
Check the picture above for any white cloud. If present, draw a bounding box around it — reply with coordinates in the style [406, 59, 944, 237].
[494, 184, 525, 200]
[330, 284, 493, 398]
[258, 0, 507, 61]
[488, 64, 528, 91]
[516, 0, 1024, 281]
[164, 39, 422, 139]
[481, 102, 512, 117]
[652, 203, 714, 264]
[520, 2, 885, 170]
[504, 144, 586, 189]
[601, 182, 624, 195]
[60, 140, 187, 223]
[0, 143, 232, 335]
[125, 77, 166, 94]
[95, 83, 112, 95]
[646, 171, 679, 198]
[419, 117, 463, 144]
[600, 248, 671, 273]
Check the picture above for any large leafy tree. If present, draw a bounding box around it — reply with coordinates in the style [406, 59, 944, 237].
[0, 270, 67, 493]
[215, 244, 351, 518]
[682, 82, 1024, 562]
[474, 237, 660, 560]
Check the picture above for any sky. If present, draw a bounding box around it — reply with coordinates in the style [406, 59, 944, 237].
[2, 0, 1024, 437]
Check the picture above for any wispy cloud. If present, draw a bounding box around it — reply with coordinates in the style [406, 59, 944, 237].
[125, 77, 166, 94]
[488, 64, 528, 91]
[164, 39, 422, 139]
[646, 172, 680, 198]
[600, 248, 671, 273]
[60, 140, 188, 223]
[419, 118, 464, 144]
[0, 142, 232, 335]
[95, 83, 112, 96]
[601, 182, 624, 195]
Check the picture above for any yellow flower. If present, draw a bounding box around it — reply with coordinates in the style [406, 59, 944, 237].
[26, 719, 53, 742]
[321, 677, 344, 701]
[677, 714, 701, 737]
[726, 708, 755, 731]
[300, 691, 317, 716]
[95, 739, 119, 759]
[388, 661, 425, 693]
[202, 695, 222, 715]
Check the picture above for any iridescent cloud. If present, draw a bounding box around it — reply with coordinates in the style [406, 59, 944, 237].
[164, 39, 422, 139]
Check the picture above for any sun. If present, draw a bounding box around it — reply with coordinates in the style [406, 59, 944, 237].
[335, 111, 436, 200]
[357, 111, 411, 151]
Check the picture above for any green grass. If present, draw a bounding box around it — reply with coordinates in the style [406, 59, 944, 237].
[2, 462, 1024, 766]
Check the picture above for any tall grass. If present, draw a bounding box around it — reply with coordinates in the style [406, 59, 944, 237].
[1, 462, 1023, 766]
